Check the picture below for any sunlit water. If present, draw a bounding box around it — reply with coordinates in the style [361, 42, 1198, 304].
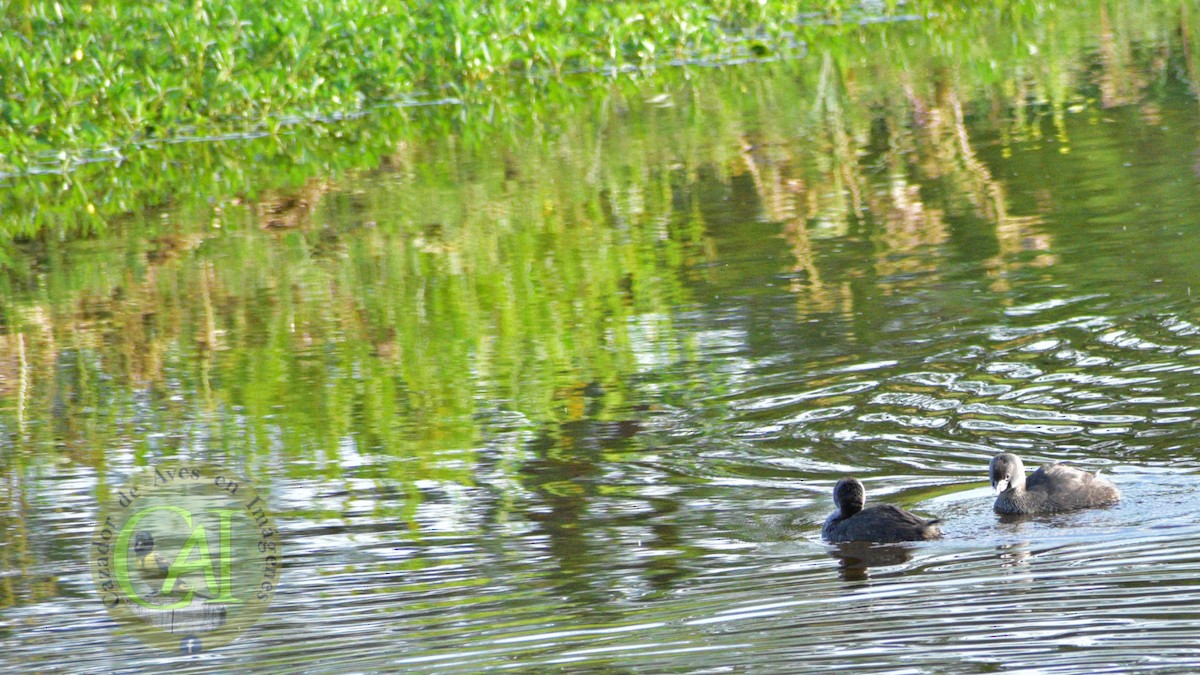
[6, 17, 1200, 675]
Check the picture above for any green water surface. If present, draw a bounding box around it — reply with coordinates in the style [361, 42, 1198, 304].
[3, 3, 1200, 672]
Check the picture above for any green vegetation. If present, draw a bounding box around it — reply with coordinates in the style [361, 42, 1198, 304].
[0, 0, 828, 173]
[1, 0, 1194, 239]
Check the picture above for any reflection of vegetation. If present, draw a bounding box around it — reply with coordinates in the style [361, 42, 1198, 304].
[1, 144, 705, 461]
[2, 1, 1200, 609]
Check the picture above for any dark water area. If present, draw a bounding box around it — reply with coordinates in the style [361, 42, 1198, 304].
[5, 8, 1200, 674]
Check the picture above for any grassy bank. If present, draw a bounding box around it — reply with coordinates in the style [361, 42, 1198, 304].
[0, 0, 1194, 241]
[1, 0, 827, 169]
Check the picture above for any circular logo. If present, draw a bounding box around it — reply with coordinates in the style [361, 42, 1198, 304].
[90, 463, 282, 651]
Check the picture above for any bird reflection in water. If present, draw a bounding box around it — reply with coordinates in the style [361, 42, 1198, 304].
[826, 542, 915, 582]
